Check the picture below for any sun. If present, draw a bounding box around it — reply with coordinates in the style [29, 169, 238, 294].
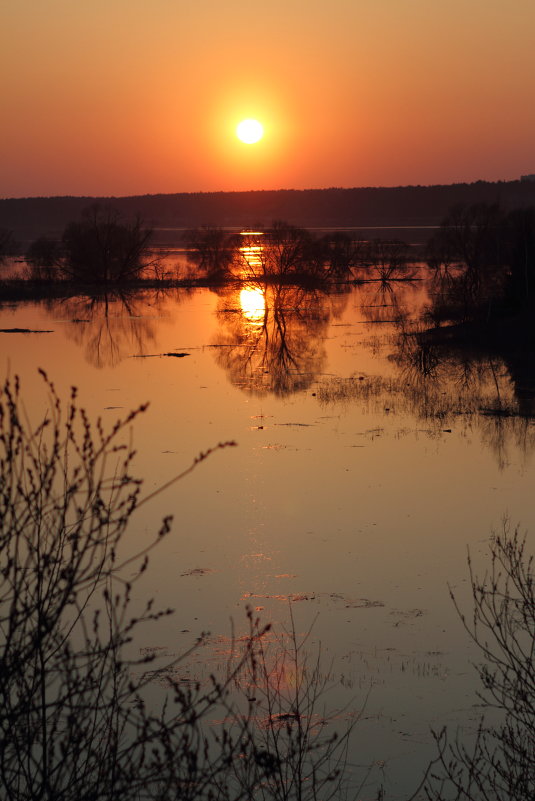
[236, 119, 264, 144]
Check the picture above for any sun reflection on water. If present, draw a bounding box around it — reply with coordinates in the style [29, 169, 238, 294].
[239, 285, 266, 324]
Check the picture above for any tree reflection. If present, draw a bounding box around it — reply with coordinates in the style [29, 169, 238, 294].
[394, 331, 535, 468]
[358, 279, 418, 327]
[212, 283, 348, 397]
[45, 292, 159, 368]
[318, 311, 535, 469]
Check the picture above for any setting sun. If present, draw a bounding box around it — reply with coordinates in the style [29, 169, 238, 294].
[236, 119, 264, 144]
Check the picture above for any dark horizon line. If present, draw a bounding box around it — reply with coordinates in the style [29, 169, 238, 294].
[0, 177, 527, 203]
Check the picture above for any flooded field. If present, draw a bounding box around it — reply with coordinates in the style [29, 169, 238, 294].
[1, 279, 533, 798]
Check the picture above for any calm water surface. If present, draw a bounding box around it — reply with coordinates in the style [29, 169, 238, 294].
[1, 281, 533, 797]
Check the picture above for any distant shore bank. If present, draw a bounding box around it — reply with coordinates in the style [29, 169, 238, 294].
[3, 180, 535, 245]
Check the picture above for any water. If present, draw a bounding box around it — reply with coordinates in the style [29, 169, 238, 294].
[1, 279, 533, 797]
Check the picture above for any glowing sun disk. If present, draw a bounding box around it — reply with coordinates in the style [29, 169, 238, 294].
[236, 119, 264, 144]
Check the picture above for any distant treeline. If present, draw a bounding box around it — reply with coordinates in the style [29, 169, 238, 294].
[3, 181, 535, 244]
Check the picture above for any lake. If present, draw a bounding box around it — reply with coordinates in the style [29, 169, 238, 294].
[1, 277, 533, 798]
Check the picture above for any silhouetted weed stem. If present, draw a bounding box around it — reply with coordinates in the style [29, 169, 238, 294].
[412, 524, 534, 800]
[136, 440, 237, 511]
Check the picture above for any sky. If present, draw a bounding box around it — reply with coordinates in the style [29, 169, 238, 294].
[2, 0, 535, 198]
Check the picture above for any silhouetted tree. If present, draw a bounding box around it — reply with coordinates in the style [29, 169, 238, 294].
[428, 203, 503, 273]
[0, 228, 17, 263]
[503, 207, 535, 311]
[183, 226, 238, 281]
[262, 221, 314, 278]
[62, 205, 153, 283]
[25, 236, 64, 281]
[426, 204, 506, 318]
[27, 236, 62, 267]
[232, 223, 328, 284]
[318, 232, 362, 280]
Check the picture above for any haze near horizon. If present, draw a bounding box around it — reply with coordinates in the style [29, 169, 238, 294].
[3, 0, 535, 199]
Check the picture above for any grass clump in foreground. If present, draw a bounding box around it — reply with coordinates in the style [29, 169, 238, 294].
[0, 372, 358, 801]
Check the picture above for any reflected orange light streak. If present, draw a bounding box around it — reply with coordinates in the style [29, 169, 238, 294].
[239, 247, 263, 269]
[239, 231, 265, 275]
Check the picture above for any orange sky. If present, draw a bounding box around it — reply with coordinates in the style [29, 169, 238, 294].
[2, 0, 535, 198]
